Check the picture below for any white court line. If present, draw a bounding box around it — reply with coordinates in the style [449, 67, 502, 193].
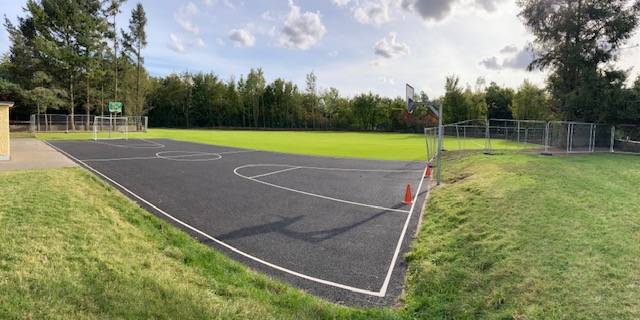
[216, 150, 257, 155]
[93, 139, 166, 149]
[47, 141, 428, 297]
[238, 163, 422, 173]
[83, 156, 159, 162]
[249, 166, 301, 179]
[379, 169, 426, 295]
[235, 164, 411, 214]
[81, 149, 255, 162]
[43, 140, 390, 297]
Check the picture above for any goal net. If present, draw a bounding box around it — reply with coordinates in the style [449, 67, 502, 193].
[93, 116, 128, 141]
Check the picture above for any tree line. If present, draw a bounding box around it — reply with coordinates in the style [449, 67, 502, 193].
[146, 69, 435, 131]
[1, 0, 639, 131]
[0, 0, 147, 129]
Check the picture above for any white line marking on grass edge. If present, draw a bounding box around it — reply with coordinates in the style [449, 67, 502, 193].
[234, 165, 411, 214]
[44, 141, 387, 297]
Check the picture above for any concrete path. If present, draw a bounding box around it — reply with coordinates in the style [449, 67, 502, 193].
[0, 138, 78, 172]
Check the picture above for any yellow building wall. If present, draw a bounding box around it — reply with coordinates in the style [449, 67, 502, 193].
[0, 106, 9, 160]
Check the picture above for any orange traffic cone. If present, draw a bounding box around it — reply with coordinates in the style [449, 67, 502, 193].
[402, 184, 413, 205]
[424, 166, 431, 178]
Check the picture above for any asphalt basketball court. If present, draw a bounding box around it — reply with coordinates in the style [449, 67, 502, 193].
[47, 138, 429, 306]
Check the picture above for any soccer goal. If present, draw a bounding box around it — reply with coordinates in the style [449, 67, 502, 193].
[93, 115, 128, 141]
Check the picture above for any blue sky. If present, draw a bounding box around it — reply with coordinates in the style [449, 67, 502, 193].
[2, 0, 639, 98]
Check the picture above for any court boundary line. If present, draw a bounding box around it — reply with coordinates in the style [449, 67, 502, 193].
[44, 140, 426, 298]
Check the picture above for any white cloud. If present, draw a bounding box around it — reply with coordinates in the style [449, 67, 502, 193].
[229, 28, 256, 48]
[374, 32, 410, 60]
[499, 44, 518, 54]
[332, 0, 351, 6]
[475, 0, 504, 12]
[480, 46, 533, 70]
[354, 0, 392, 26]
[194, 38, 207, 48]
[203, 0, 234, 9]
[262, 11, 276, 21]
[277, 0, 327, 50]
[328, 50, 338, 57]
[401, 0, 505, 22]
[174, 2, 199, 34]
[378, 77, 396, 85]
[203, 0, 217, 6]
[169, 33, 186, 53]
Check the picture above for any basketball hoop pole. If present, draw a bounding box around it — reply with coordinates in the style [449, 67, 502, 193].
[408, 99, 444, 186]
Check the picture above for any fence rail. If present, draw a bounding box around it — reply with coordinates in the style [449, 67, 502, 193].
[424, 119, 639, 162]
[28, 114, 148, 133]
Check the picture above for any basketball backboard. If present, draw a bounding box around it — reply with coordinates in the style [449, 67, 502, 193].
[405, 84, 414, 113]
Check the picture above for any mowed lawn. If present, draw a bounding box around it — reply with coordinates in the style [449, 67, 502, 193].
[36, 128, 534, 159]
[403, 153, 640, 319]
[2, 129, 639, 318]
[35, 129, 430, 160]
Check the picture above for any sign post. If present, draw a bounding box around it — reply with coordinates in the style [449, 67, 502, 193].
[108, 102, 122, 139]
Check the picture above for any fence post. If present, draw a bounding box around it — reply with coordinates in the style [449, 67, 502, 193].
[610, 126, 615, 153]
[589, 123, 596, 153]
[484, 118, 491, 153]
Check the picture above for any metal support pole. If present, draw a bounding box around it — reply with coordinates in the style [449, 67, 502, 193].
[424, 127, 430, 164]
[437, 104, 443, 186]
[610, 125, 615, 152]
[589, 123, 596, 152]
[544, 122, 550, 154]
[566, 123, 571, 153]
[517, 121, 521, 151]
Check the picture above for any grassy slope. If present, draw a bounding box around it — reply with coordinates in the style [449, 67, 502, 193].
[0, 168, 394, 319]
[402, 153, 640, 319]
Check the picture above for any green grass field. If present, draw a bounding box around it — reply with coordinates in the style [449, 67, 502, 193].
[32, 129, 429, 160]
[31, 128, 531, 161]
[3, 129, 639, 318]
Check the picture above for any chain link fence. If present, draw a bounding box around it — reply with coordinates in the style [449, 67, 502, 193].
[425, 119, 639, 160]
[28, 114, 148, 133]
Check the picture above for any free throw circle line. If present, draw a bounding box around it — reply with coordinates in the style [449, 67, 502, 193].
[238, 163, 423, 173]
[249, 166, 301, 179]
[155, 151, 222, 161]
[234, 164, 411, 214]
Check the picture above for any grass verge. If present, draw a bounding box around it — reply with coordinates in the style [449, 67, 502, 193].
[402, 153, 640, 319]
[0, 168, 395, 319]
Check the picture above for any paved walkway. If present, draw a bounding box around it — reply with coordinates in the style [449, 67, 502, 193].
[0, 139, 78, 172]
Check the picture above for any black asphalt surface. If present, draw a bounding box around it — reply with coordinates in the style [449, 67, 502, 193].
[47, 138, 429, 306]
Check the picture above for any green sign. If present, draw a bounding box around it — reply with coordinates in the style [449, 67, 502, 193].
[108, 102, 122, 113]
